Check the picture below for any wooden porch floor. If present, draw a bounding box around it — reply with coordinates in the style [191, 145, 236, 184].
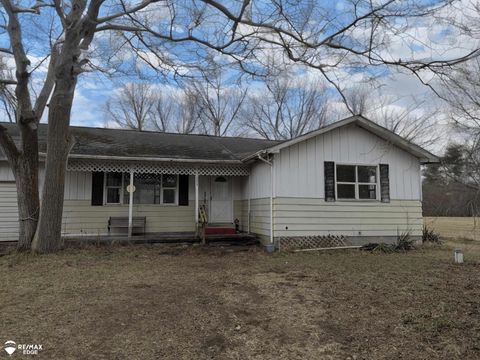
[63, 232, 258, 247]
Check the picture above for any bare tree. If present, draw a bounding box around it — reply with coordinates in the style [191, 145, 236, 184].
[186, 70, 247, 136]
[342, 86, 440, 148]
[0, 56, 16, 122]
[105, 83, 155, 131]
[440, 57, 480, 139]
[152, 86, 202, 134]
[107, 83, 203, 134]
[0, 0, 476, 253]
[151, 90, 176, 133]
[176, 88, 201, 134]
[242, 75, 330, 140]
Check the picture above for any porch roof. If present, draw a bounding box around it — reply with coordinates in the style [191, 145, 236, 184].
[0, 122, 279, 162]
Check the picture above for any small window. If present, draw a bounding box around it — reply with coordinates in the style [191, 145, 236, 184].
[336, 165, 378, 200]
[162, 174, 177, 204]
[214, 176, 227, 183]
[105, 172, 123, 204]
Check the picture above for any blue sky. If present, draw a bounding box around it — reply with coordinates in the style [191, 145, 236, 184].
[0, 0, 477, 147]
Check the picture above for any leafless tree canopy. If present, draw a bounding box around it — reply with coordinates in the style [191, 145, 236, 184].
[440, 58, 480, 139]
[240, 75, 329, 140]
[105, 83, 156, 131]
[187, 71, 247, 137]
[342, 86, 440, 149]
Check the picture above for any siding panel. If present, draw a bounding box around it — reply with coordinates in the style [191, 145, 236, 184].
[274, 198, 422, 237]
[0, 182, 19, 241]
[273, 124, 422, 200]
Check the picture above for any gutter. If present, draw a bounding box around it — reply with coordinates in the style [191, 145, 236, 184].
[39, 153, 244, 165]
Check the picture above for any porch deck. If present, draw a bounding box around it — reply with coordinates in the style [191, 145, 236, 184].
[62, 232, 258, 247]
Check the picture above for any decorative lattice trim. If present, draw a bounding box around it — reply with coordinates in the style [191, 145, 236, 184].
[67, 159, 250, 176]
[277, 235, 348, 251]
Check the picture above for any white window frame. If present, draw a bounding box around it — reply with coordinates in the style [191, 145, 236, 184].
[334, 164, 380, 201]
[160, 174, 179, 206]
[103, 172, 179, 206]
[104, 172, 124, 205]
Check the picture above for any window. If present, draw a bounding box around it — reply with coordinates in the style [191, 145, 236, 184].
[105, 172, 178, 205]
[124, 173, 162, 204]
[336, 165, 378, 200]
[105, 172, 123, 204]
[161, 174, 177, 204]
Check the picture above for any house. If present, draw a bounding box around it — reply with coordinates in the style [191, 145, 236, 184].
[0, 116, 438, 247]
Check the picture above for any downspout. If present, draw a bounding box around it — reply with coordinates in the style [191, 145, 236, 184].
[257, 153, 274, 245]
[247, 175, 251, 234]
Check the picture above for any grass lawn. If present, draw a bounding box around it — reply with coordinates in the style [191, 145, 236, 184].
[1, 239, 479, 360]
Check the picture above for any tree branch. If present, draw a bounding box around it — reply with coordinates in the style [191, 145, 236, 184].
[0, 123, 19, 163]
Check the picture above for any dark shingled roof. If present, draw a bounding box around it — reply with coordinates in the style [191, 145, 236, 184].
[0, 123, 280, 162]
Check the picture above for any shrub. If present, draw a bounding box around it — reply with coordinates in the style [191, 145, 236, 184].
[360, 232, 415, 253]
[422, 225, 441, 243]
[395, 231, 415, 251]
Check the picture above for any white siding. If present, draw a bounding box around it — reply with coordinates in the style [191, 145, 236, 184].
[64, 171, 92, 200]
[235, 198, 270, 241]
[0, 182, 18, 241]
[273, 124, 421, 200]
[274, 198, 422, 237]
[243, 160, 271, 199]
[61, 200, 196, 235]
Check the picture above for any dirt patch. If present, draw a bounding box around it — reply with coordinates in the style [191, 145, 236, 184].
[0, 242, 479, 359]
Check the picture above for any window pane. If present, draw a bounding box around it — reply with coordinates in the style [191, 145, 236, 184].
[107, 187, 120, 203]
[162, 174, 177, 188]
[336, 165, 356, 182]
[106, 172, 122, 186]
[125, 174, 162, 204]
[358, 166, 377, 183]
[337, 184, 355, 199]
[163, 189, 176, 204]
[359, 184, 377, 199]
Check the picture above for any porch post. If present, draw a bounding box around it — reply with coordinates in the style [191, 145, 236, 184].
[128, 169, 134, 237]
[195, 170, 199, 228]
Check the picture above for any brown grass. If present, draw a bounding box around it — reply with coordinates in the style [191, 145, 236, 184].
[0, 241, 479, 360]
[425, 217, 480, 241]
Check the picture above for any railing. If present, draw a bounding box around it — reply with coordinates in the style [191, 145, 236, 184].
[198, 204, 208, 244]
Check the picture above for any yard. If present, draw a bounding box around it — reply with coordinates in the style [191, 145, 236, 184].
[0, 238, 479, 360]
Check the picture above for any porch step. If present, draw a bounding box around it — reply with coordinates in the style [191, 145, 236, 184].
[205, 227, 236, 235]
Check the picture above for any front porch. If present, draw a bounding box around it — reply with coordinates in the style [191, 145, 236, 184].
[62, 158, 252, 240]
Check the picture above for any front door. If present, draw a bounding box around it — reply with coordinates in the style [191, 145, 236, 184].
[209, 176, 233, 223]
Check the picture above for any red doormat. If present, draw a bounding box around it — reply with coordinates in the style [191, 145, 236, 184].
[205, 227, 236, 235]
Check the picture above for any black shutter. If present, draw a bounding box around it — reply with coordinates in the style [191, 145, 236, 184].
[379, 164, 390, 203]
[178, 175, 189, 206]
[91, 172, 104, 206]
[324, 161, 335, 202]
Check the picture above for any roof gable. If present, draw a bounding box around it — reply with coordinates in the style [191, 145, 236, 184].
[245, 115, 439, 164]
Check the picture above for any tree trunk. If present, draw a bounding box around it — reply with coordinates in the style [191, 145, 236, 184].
[0, 122, 40, 251]
[31, 77, 76, 253]
[16, 123, 40, 251]
[14, 156, 39, 251]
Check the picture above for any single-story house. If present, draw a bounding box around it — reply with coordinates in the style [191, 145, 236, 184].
[0, 115, 438, 246]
